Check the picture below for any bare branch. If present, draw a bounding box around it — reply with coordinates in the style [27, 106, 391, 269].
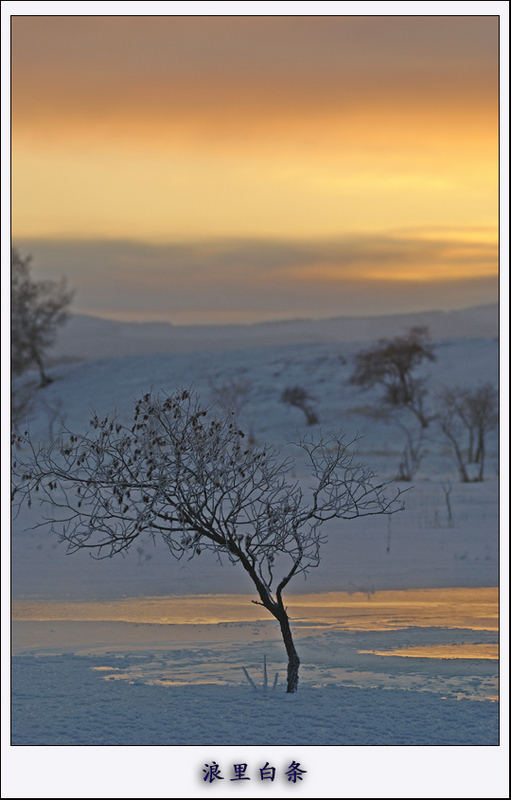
[12, 387, 404, 693]
[349, 327, 436, 428]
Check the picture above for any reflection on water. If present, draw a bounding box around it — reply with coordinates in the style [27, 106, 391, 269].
[12, 586, 498, 631]
[359, 643, 499, 660]
[86, 652, 498, 702]
[12, 587, 498, 702]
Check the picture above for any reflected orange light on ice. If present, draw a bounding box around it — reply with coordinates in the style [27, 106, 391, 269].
[12, 587, 498, 633]
[359, 644, 499, 660]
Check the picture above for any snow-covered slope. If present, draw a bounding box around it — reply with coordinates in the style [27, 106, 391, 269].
[49, 303, 499, 360]
[10, 306, 502, 756]
[13, 323, 499, 601]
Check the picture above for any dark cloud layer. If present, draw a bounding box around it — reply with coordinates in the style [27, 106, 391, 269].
[14, 234, 498, 325]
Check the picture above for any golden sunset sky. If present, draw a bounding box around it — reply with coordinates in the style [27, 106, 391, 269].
[11, 13, 500, 324]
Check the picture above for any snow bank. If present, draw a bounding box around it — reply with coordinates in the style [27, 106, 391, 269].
[11, 653, 498, 746]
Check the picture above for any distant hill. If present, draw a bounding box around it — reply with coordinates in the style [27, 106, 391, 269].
[50, 304, 499, 361]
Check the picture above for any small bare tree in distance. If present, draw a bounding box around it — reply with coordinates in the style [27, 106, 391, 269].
[437, 383, 498, 482]
[394, 416, 425, 482]
[208, 375, 255, 442]
[12, 388, 404, 693]
[11, 249, 74, 387]
[358, 405, 425, 482]
[281, 386, 319, 426]
[462, 383, 499, 470]
[208, 376, 253, 418]
[349, 327, 436, 428]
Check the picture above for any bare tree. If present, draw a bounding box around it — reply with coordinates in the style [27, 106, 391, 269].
[438, 387, 476, 462]
[208, 375, 255, 441]
[437, 394, 471, 483]
[208, 376, 253, 417]
[11, 249, 74, 387]
[463, 383, 499, 471]
[441, 482, 455, 529]
[11, 388, 404, 693]
[280, 386, 319, 426]
[349, 327, 436, 428]
[394, 417, 425, 482]
[437, 383, 498, 482]
[360, 405, 425, 482]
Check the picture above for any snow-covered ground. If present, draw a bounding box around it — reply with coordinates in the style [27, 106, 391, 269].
[6, 305, 507, 797]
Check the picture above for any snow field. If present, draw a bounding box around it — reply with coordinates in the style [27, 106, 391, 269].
[7, 312, 506, 796]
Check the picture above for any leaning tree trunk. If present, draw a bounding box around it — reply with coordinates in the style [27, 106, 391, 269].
[31, 347, 52, 388]
[233, 546, 301, 692]
[276, 609, 301, 693]
[474, 431, 484, 466]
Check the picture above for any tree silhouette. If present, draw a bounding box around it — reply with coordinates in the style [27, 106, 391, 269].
[349, 327, 436, 428]
[281, 386, 319, 426]
[437, 383, 498, 482]
[11, 249, 74, 387]
[12, 388, 404, 692]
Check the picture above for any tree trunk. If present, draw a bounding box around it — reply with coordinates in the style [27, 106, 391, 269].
[413, 405, 429, 429]
[276, 611, 300, 693]
[477, 443, 485, 482]
[475, 431, 484, 465]
[231, 544, 301, 692]
[32, 348, 52, 388]
[441, 424, 469, 482]
[468, 428, 475, 463]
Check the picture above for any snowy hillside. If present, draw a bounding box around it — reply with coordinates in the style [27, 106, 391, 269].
[13, 332, 499, 599]
[10, 306, 502, 758]
[49, 303, 499, 360]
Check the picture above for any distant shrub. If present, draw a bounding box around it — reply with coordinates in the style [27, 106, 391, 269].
[280, 386, 319, 426]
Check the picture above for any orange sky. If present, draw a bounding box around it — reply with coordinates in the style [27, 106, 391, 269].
[11, 14, 500, 323]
